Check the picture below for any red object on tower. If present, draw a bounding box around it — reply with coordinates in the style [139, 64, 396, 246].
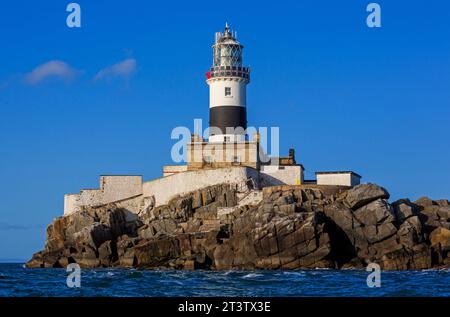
[205, 71, 211, 79]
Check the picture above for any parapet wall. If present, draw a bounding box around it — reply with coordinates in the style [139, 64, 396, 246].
[99, 175, 142, 202]
[143, 167, 261, 207]
[64, 175, 143, 215]
[63, 169, 264, 216]
[163, 165, 188, 177]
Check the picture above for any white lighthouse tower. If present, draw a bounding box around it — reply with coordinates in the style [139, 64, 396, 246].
[206, 23, 250, 143]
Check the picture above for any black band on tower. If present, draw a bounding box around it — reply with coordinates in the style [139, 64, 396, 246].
[209, 106, 247, 135]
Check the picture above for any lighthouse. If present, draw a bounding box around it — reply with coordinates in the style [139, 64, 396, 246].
[182, 23, 305, 186]
[206, 23, 250, 143]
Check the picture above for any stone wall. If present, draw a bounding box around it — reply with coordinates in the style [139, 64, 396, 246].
[142, 167, 261, 208]
[187, 141, 259, 170]
[64, 176, 143, 215]
[163, 165, 188, 177]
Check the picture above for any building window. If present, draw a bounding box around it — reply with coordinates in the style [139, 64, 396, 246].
[225, 87, 231, 96]
[224, 136, 231, 142]
[232, 156, 241, 164]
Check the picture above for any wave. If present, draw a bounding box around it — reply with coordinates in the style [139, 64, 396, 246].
[241, 273, 263, 279]
[282, 271, 305, 277]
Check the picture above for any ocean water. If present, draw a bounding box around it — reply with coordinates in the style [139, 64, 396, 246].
[0, 263, 449, 297]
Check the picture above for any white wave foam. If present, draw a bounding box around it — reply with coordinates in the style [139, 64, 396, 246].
[242, 273, 263, 279]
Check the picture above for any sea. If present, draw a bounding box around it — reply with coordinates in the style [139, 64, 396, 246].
[0, 263, 449, 297]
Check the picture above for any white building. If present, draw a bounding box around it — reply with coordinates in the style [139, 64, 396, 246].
[316, 171, 361, 187]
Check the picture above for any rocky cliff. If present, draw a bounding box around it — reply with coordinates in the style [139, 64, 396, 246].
[26, 183, 450, 270]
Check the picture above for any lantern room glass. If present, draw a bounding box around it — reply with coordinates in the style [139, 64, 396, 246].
[213, 43, 243, 68]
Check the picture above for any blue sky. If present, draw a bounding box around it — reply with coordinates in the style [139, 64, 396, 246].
[0, 0, 449, 260]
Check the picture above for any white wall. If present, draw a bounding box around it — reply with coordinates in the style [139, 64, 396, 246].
[163, 165, 188, 177]
[100, 176, 142, 203]
[316, 173, 360, 187]
[260, 165, 303, 186]
[64, 194, 81, 215]
[79, 189, 103, 206]
[143, 167, 260, 207]
[64, 176, 143, 215]
[208, 78, 247, 108]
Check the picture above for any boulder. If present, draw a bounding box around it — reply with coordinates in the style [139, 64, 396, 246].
[398, 216, 423, 247]
[98, 240, 115, 266]
[72, 245, 101, 268]
[345, 183, 390, 210]
[379, 243, 431, 270]
[353, 199, 395, 226]
[436, 199, 450, 207]
[415, 196, 437, 208]
[418, 205, 450, 233]
[213, 244, 234, 270]
[72, 223, 112, 249]
[392, 199, 417, 223]
[430, 227, 450, 249]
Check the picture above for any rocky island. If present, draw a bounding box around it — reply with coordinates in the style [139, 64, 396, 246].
[27, 183, 450, 270]
[23, 25, 450, 272]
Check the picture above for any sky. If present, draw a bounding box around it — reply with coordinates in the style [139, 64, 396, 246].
[0, 0, 449, 260]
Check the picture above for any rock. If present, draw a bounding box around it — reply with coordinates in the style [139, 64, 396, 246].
[137, 224, 156, 239]
[418, 205, 450, 233]
[398, 216, 423, 247]
[98, 240, 116, 266]
[150, 218, 178, 235]
[73, 223, 112, 249]
[415, 196, 438, 208]
[430, 227, 450, 249]
[72, 245, 101, 268]
[436, 199, 450, 207]
[26, 182, 450, 271]
[116, 235, 137, 267]
[353, 199, 395, 226]
[372, 222, 397, 243]
[213, 244, 234, 270]
[341, 257, 365, 269]
[134, 237, 181, 267]
[182, 260, 195, 270]
[369, 234, 403, 258]
[323, 202, 355, 232]
[392, 199, 417, 223]
[379, 243, 431, 270]
[279, 204, 296, 214]
[345, 183, 390, 210]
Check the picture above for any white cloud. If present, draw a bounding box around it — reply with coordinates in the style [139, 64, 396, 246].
[24, 60, 78, 85]
[94, 58, 137, 81]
